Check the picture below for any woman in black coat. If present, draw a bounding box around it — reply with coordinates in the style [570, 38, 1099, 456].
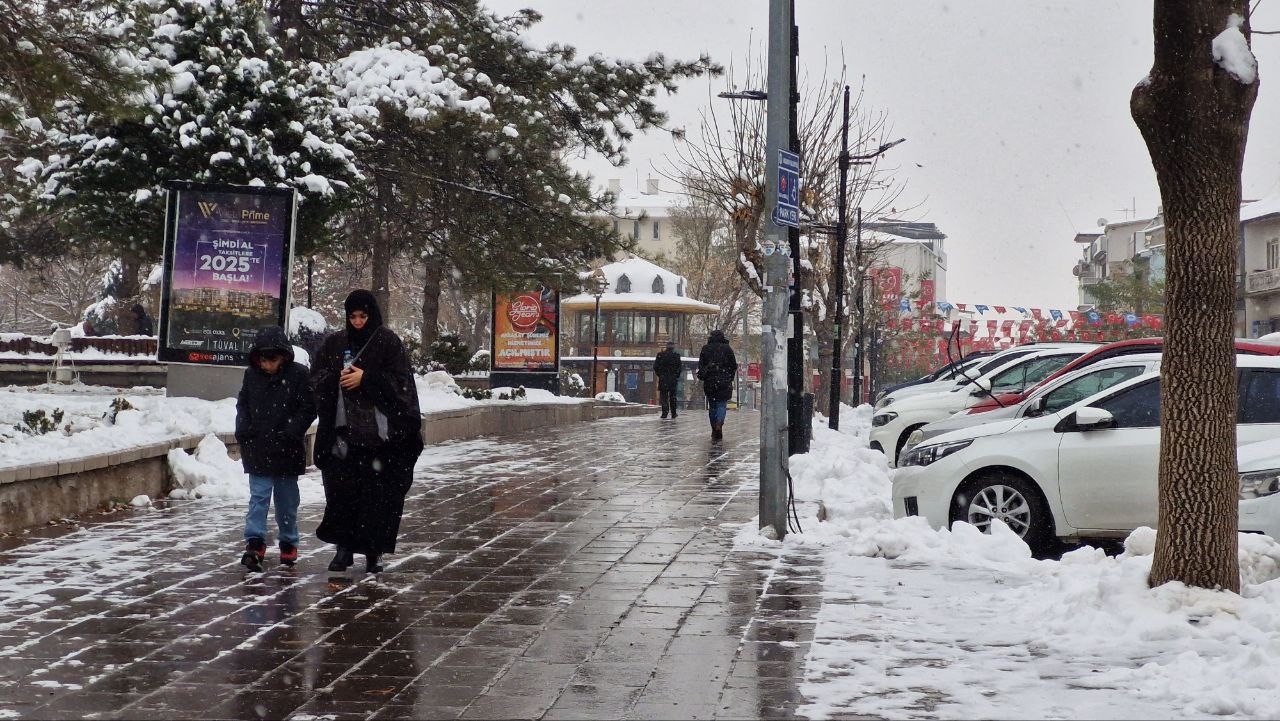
[312, 290, 424, 573]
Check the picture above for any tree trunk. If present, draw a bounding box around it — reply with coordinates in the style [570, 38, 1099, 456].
[369, 176, 393, 318]
[275, 0, 304, 61]
[1131, 0, 1257, 592]
[420, 255, 445, 349]
[111, 251, 143, 335]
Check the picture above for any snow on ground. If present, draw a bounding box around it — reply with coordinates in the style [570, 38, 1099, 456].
[0, 383, 235, 467]
[741, 403, 1280, 720]
[0, 374, 595, 471]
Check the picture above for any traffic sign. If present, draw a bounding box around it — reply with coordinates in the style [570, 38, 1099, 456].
[774, 149, 800, 228]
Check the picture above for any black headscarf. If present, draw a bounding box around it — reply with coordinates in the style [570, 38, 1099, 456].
[343, 289, 383, 349]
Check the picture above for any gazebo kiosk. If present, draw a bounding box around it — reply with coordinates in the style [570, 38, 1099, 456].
[560, 257, 720, 404]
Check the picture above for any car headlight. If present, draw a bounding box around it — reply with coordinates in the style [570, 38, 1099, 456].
[900, 439, 973, 467]
[1239, 468, 1280, 499]
[871, 411, 898, 427]
[901, 428, 925, 454]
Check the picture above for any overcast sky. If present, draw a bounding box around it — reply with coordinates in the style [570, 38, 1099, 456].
[485, 0, 1280, 311]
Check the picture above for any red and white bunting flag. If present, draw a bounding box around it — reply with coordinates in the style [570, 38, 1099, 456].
[986, 320, 998, 334]
[994, 306, 1007, 314]
[957, 303, 968, 312]
[1030, 308, 1043, 320]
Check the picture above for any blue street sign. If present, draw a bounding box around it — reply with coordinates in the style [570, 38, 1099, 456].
[774, 149, 800, 228]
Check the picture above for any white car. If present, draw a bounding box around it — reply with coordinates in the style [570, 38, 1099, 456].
[900, 354, 1163, 456]
[870, 346, 1089, 466]
[1238, 438, 1280, 539]
[873, 345, 1086, 409]
[892, 355, 1280, 554]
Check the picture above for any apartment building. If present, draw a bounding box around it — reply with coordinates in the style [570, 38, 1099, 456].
[1072, 214, 1166, 309]
[1241, 193, 1280, 336]
[606, 178, 681, 259]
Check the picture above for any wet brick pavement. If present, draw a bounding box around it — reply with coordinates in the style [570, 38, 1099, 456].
[0, 411, 824, 720]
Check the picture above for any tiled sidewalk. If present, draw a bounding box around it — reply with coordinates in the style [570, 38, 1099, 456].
[0, 411, 822, 720]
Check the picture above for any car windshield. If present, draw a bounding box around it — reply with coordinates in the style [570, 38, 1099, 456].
[967, 350, 1034, 380]
[1025, 365, 1149, 417]
[988, 354, 1079, 393]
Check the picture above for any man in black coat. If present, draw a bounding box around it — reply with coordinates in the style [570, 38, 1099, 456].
[696, 329, 738, 441]
[235, 325, 317, 571]
[653, 340, 683, 419]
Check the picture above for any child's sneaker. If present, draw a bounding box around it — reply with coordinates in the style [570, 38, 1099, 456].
[241, 539, 266, 572]
[279, 543, 298, 567]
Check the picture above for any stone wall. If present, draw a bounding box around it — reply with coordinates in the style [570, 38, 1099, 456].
[0, 401, 654, 534]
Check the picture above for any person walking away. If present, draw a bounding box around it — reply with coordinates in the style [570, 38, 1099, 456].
[653, 340, 682, 419]
[312, 290, 424, 573]
[235, 325, 317, 571]
[696, 329, 738, 441]
[131, 304, 154, 336]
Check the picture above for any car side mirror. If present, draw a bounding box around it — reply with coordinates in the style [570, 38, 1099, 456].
[972, 378, 991, 392]
[1057, 406, 1114, 432]
[1024, 397, 1046, 417]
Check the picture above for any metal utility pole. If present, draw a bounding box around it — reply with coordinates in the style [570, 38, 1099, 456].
[759, 0, 792, 540]
[828, 86, 850, 430]
[852, 207, 864, 406]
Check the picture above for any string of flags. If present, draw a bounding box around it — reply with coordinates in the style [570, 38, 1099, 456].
[890, 300, 1164, 332]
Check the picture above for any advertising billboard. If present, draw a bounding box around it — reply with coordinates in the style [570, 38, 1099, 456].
[157, 182, 296, 366]
[491, 286, 559, 372]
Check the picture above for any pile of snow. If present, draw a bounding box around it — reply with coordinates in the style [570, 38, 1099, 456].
[167, 435, 248, 500]
[595, 391, 625, 402]
[287, 306, 328, 336]
[0, 386, 236, 468]
[331, 45, 492, 121]
[167, 435, 324, 503]
[750, 404, 1280, 719]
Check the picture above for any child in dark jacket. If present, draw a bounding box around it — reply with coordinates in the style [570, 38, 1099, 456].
[235, 325, 317, 571]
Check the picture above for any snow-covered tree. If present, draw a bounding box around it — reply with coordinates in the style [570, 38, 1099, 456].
[16, 0, 364, 312]
[269, 1, 716, 345]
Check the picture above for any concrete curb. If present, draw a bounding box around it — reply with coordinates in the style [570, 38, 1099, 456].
[0, 400, 656, 534]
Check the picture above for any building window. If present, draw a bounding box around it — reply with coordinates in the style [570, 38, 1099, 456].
[617, 274, 631, 293]
[612, 219, 619, 234]
[652, 221, 660, 240]
[651, 276, 664, 294]
[1268, 238, 1280, 270]
[632, 220, 640, 239]
[676, 279, 684, 297]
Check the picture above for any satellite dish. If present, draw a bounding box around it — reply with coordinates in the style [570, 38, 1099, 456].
[1096, 217, 1108, 227]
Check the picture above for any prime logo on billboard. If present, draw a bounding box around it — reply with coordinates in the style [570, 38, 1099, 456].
[158, 183, 296, 366]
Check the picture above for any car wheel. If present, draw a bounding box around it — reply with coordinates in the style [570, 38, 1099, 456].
[951, 472, 1053, 555]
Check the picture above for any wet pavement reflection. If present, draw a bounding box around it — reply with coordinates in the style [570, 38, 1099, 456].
[0, 411, 823, 720]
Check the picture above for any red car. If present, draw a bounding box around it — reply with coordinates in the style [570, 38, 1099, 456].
[964, 337, 1280, 414]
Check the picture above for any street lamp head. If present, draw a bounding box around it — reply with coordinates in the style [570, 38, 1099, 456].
[717, 89, 768, 101]
[588, 267, 608, 298]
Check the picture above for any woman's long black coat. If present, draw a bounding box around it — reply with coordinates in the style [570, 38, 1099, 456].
[312, 326, 423, 554]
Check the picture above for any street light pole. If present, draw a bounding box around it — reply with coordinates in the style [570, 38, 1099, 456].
[828, 86, 850, 430]
[590, 268, 606, 397]
[785, 2, 806, 458]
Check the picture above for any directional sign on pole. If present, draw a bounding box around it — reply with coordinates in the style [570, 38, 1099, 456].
[774, 149, 800, 228]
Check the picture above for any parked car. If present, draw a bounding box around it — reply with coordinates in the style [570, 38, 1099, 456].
[874, 350, 996, 404]
[1238, 437, 1280, 539]
[891, 355, 1280, 554]
[870, 346, 1091, 465]
[875, 343, 1094, 409]
[900, 353, 1163, 456]
[963, 337, 1280, 415]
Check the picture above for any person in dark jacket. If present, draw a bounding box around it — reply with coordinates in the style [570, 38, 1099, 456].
[312, 290, 424, 573]
[696, 329, 738, 441]
[132, 304, 154, 336]
[235, 325, 317, 571]
[653, 340, 683, 419]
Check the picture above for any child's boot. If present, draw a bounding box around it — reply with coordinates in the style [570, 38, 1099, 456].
[279, 543, 298, 567]
[241, 538, 266, 572]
